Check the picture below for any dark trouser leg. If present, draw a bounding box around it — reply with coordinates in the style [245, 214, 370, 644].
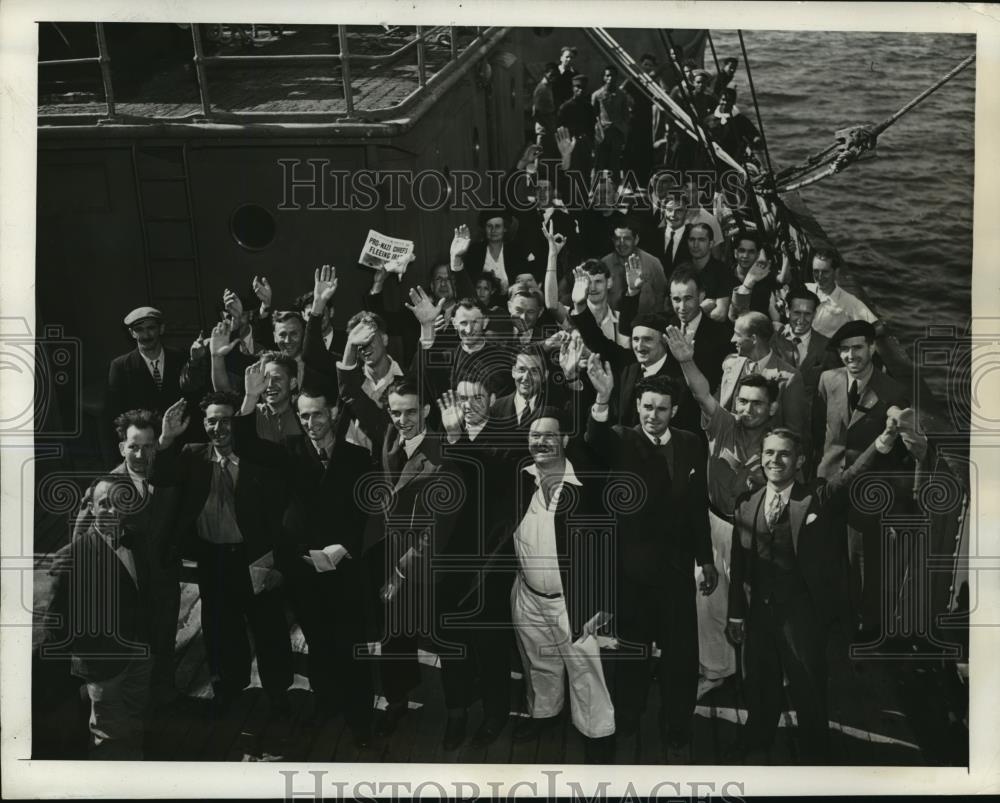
[742, 597, 784, 748]
[612, 582, 654, 724]
[196, 543, 251, 692]
[438, 627, 478, 711]
[659, 569, 698, 743]
[774, 597, 830, 762]
[246, 586, 293, 700]
[148, 563, 180, 695]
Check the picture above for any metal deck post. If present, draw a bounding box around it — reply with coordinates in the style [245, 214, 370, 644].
[338, 25, 355, 116]
[94, 23, 117, 120]
[416, 25, 427, 87]
[190, 24, 213, 119]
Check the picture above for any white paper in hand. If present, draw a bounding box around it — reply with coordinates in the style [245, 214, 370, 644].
[249, 550, 275, 594]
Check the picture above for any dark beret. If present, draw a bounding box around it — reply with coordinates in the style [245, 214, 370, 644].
[630, 312, 669, 334]
[831, 319, 877, 346]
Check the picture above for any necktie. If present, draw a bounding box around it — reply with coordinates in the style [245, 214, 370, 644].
[317, 447, 329, 469]
[791, 337, 802, 367]
[220, 456, 236, 495]
[151, 359, 162, 390]
[518, 401, 531, 426]
[140, 479, 149, 500]
[766, 492, 784, 531]
[746, 360, 758, 377]
[848, 379, 860, 413]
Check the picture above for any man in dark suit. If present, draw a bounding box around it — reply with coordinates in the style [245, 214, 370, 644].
[47, 474, 154, 759]
[575, 266, 733, 436]
[813, 321, 927, 634]
[151, 392, 293, 739]
[343, 375, 462, 737]
[67, 410, 180, 706]
[726, 423, 903, 762]
[586, 360, 717, 756]
[232, 370, 375, 747]
[772, 287, 837, 416]
[106, 307, 189, 435]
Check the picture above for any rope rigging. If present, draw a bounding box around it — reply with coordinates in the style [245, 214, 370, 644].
[776, 53, 975, 192]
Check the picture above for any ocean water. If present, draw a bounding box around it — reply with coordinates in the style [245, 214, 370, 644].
[709, 30, 976, 375]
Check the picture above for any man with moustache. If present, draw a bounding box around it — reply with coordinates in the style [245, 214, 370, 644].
[152, 393, 292, 754]
[726, 422, 904, 763]
[498, 408, 617, 763]
[233, 366, 375, 747]
[664, 327, 777, 698]
[586, 358, 717, 759]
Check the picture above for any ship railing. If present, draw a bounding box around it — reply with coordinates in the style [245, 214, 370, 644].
[38, 23, 499, 126]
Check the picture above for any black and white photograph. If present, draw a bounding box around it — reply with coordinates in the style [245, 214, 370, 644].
[3, 0, 998, 798]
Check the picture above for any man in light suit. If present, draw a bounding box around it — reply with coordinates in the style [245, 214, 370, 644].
[726, 422, 903, 763]
[720, 312, 807, 444]
[812, 320, 927, 634]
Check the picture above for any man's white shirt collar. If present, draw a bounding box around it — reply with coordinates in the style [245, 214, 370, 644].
[681, 311, 703, 337]
[642, 353, 668, 377]
[402, 430, 426, 458]
[643, 428, 671, 447]
[765, 483, 794, 509]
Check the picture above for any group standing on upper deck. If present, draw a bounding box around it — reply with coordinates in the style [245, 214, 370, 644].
[46, 37, 931, 766]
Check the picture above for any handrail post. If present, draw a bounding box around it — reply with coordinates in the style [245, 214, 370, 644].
[338, 25, 355, 116]
[94, 23, 117, 120]
[416, 25, 426, 87]
[190, 24, 213, 119]
[449, 25, 457, 62]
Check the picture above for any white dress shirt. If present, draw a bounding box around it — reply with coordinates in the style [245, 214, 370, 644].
[805, 282, 878, 339]
[514, 461, 582, 595]
[483, 247, 509, 293]
[337, 357, 404, 452]
[642, 353, 668, 378]
[140, 349, 165, 383]
[402, 430, 426, 459]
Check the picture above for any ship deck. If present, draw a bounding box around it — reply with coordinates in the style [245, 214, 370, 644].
[38, 25, 485, 124]
[31, 568, 966, 765]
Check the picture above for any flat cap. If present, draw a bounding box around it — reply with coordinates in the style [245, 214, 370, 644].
[571, 74, 589, 86]
[831, 319, 876, 346]
[123, 306, 163, 327]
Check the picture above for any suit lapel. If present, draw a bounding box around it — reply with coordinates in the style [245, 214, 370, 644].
[830, 370, 851, 429]
[788, 491, 809, 554]
[849, 375, 880, 428]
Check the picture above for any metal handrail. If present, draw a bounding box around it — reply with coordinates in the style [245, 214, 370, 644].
[38, 22, 116, 121]
[40, 24, 498, 127]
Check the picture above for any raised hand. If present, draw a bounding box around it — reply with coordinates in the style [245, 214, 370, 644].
[450, 225, 471, 260]
[313, 264, 338, 308]
[558, 330, 585, 381]
[744, 259, 770, 287]
[252, 275, 273, 309]
[385, 253, 415, 276]
[625, 254, 644, 296]
[518, 143, 542, 169]
[437, 390, 465, 436]
[664, 325, 695, 362]
[223, 289, 244, 320]
[542, 219, 567, 254]
[244, 359, 267, 398]
[405, 286, 446, 325]
[209, 320, 238, 357]
[586, 353, 615, 402]
[570, 267, 591, 307]
[189, 330, 207, 361]
[347, 318, 378, 348]
[160, 398, 190, 443]
[555, 126, 576, 158]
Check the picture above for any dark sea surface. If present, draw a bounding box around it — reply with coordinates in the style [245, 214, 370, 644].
[710, 30, 976, 396]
